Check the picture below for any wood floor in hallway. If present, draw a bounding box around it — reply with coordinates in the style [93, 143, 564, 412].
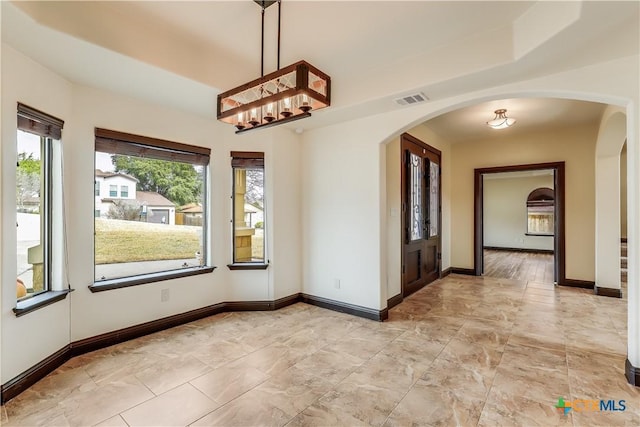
[483, 249, 554, 283]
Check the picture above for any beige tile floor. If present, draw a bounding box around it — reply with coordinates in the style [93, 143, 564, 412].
[2, 274, 639, 426]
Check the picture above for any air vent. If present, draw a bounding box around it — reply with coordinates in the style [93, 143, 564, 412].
[394, 92, 429, 106]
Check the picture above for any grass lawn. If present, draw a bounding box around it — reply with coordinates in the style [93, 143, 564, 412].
[95, 218, 201, 264]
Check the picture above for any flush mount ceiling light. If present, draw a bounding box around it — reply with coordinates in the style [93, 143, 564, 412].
[217, 0, 331, 134]
[486, 108, 516, 129]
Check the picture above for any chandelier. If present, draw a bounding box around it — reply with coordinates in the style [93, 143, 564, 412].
[217, 0, 331, 133]
[486, 109, 516, 129]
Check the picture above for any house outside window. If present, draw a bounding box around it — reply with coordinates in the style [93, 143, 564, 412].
[93, 128, 212, 288]
[15, 103, 65, 307]
[94, 180, 100, 196]
[109, 184, 117, 197]
[230, 152, 266, 268]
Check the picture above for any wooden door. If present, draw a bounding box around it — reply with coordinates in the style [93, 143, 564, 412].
[401, 134, 441, 297]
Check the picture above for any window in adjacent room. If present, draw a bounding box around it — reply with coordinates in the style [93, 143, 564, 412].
[229, 152, 266, 268]
[16, 103, 64, 304]
[93, 128, 212, 288]
[526, 187, 554, 236]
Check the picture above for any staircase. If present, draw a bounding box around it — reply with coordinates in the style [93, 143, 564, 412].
[622, 240, 628, 283]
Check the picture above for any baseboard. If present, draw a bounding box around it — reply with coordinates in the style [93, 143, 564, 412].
[483, 246, 554, 254]
[441, 268, 452, 278]
[70, 302, 228, 357]
[0, 291, 375, 404]
[387, 293, 403, 309]
[300, 293, 388, 322]
[0, 346, 70, 404]
[559, 278, 595, 289]
[451, 267, 476, 276]
[626, 359, 640, 387]
[273, 293, 303, 310]
[594, 286, 623, 298]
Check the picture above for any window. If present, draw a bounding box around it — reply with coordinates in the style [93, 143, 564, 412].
[527, 187, 554, 236]
[92, 128, 212, 290]
[109, 185, 117, 197]
[15, 103, 70, 315]
[94, 180, 100, 196]
[229, 152, 266, 268]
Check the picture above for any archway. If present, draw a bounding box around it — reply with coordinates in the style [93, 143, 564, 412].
[595, 108, 627, 297]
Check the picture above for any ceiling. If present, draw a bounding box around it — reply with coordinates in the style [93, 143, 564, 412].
[2, 1, 638, 139]
[425, 98, 608, 144]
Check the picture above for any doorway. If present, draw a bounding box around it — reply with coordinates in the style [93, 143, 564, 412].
[474, 162, 566, 284]
[401, 133, 441, 297]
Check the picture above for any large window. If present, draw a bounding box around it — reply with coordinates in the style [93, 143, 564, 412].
[230, 152, 266, 268]
[16, 103, 65, 309]
[92, 128, 212, 289]
[527, 187, 554, 236]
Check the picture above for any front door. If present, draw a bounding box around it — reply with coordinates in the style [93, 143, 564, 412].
[401, 133, 441, 297]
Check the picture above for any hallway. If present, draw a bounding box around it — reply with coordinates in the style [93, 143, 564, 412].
[2, 275, 638, 426]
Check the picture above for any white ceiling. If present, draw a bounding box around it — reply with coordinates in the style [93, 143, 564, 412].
[2, 1, 638, 139]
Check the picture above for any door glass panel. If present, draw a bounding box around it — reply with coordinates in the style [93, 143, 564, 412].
[410, 152, 424, 241]
[429, 161, 439, 237]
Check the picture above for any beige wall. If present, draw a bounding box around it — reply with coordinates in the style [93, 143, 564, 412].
[483, 174, 555, 251]
[385, 125, 451, 299]
[449, 125, 597, 281]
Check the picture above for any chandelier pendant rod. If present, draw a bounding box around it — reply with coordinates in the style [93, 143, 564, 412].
[260, 4, 265, 77]
[277, 0, 281, 71]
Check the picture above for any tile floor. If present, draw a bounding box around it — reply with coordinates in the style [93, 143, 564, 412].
[2, 274, 639, 426]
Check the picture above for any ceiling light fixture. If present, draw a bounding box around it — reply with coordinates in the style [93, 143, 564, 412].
[217, 0, 331, 134]
[486, 109, 516, 129]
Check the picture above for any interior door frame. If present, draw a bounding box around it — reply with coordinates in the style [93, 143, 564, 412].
[401, 133, 442, 297]
[473, 161, 565, 283]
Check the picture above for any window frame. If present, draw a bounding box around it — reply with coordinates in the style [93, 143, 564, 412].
[228, 151, 268, 270]
[120, 185, 129, 198]
[90, 128, 214, 292]
[526, 187, 555, 236]
[14, 103, 71, 316]
[109, 184, 117, 197]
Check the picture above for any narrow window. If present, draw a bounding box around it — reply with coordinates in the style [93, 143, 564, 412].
[16, 103, 63, 302]
[527, 187, 554, 236]
[93, 128, 212, 288]
[230, 152, 266, 268]
[94, 180, 100, 196]
[109, 184, 117, 197]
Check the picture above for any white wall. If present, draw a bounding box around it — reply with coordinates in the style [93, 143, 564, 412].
[2, 45, 73, 383]
[483, 174, 555, 251]
[1, 44, 303, 382]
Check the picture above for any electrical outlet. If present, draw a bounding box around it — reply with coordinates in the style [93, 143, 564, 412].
[334, 279, 341, 289]
[161, 288, 170, 302]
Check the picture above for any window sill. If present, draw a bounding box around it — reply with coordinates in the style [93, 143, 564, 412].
[227, 263, 269, 270]
[525, 233, 554, 237]
[89, 266, 216, 293]
[13, 289, 73, 317]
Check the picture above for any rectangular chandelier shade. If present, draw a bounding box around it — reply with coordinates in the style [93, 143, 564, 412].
[217, 60, 331, 133]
